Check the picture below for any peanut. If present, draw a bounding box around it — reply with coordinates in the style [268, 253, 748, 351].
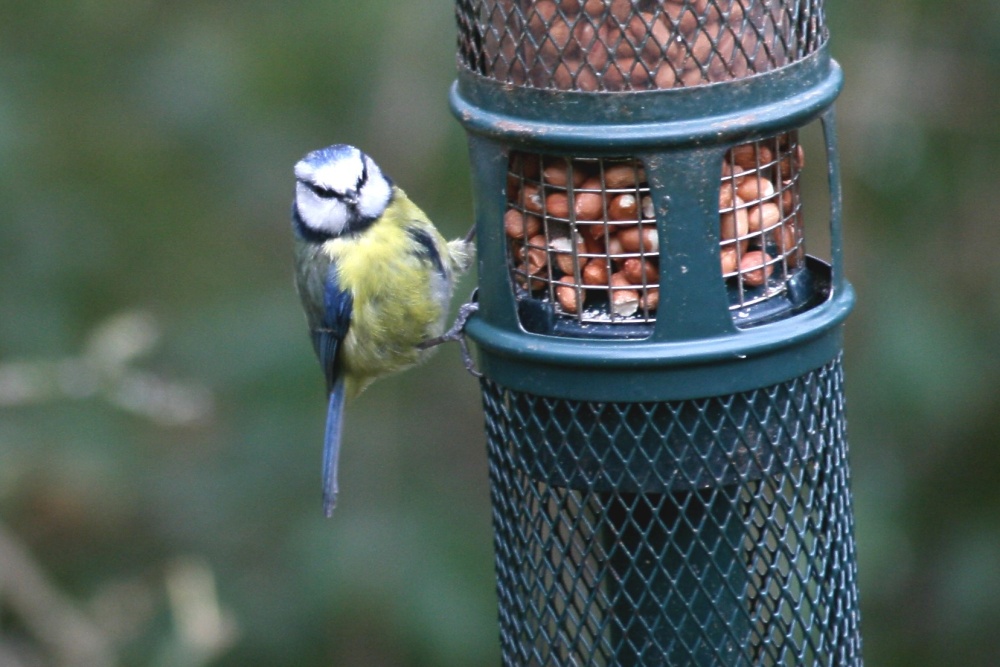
[747, 202, 781, 233]
[528, 0, 559, 33]
[520, 234, 548, 270]
[610, 288, 641, 317]
[719, 205, 749, 241]
[779, 182, 797, 214]
[654, 63, 677, 89]
[522, 183, 544, 213]
[739, 250, 774, 287]
[710, 24, 737, 72]
[555, 278, 582, 314]
[608, 271, 639, 316]
[543, 159, 587, 188]
[729, 143, 774, 170]
[602, 57, 631, 91]
[515, 262, 547, 291]
[736, 175, 776, 202]
[573, 191, 605, 220]
[510, 151, 540, 181]
[504, 208, 542, 239]
[720, 246, 739, 276]
[606, 231, 624, 256]
[573, 65, 600, 92]
[778, 143, 806, 179]
[582, 259, 609, 285]
[618, 225, 659, 253]
[547, 188, 603, 220]
[622, 257, 657, 285]
[726, 50, 751, 80]
[610, 270, 631, 288]
[608, 193, 638, 221]
[603, 163, 646, 189]
[549, 235, 588, 275]
[583, 221, 609, 241]
[719, 182, 739, 210]
[544, 192, 570, 218]
[538, 16, 573, 64]
[680, 66, 705, 87]
[663, 2, 699, 34]
[640, 195, 655, 219]
[628, 12, 671, 67]
[559, 0, 583, 13]
[609, 0, 632, 23]
[639, 287, 659, 311]
[771, 222, 797, 253]
[721, 160, 746, 178]
[583, 234, 604, 256]
[573, 21, 608, 74]
[718, 0, 745, 22]
[690, 21, 723, 64]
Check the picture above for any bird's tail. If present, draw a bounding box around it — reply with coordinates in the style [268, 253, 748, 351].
[322, 377, 347, 517]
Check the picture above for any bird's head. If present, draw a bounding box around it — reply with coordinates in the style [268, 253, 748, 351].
[293, 144, 393, 241]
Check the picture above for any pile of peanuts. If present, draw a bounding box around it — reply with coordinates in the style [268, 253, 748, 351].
[487, 0, 788, 91]
[506, 157, 660, 319]
[719, 137, 804, 294]
[505, 134, 804, 320]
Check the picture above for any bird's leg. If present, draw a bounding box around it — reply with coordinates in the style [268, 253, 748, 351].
[463, 223, 477, 243]
[418, 294, 481, 378]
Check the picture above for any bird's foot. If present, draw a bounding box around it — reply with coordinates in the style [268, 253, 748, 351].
[418, 295, 481, 378]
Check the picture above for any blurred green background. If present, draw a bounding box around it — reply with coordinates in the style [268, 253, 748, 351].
[0, 1, 997, 665]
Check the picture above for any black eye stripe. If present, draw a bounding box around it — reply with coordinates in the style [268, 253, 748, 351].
[356, 159, 368, 193]
[299, 179, 348, 201]
[307, 182, 339, 199]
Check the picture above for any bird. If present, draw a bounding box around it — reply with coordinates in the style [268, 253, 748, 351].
[291, 144, 475, 517]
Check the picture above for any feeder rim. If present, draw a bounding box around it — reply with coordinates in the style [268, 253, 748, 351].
[465, 280, 854, 371]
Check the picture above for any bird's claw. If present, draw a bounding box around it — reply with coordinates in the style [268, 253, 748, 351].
[418, 294, 481, 378]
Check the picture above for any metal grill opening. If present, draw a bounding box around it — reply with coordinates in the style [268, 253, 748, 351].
[456, 0, 828, 91]
[480, 356, 862, 666]
[504, 129, 821, 334]
[506, 152, 659, 337]
[722, 129, 809, 323]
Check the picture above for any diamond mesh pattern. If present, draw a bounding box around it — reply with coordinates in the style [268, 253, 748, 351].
[480, 356, 861, 665]
[456, 0, 828, 91]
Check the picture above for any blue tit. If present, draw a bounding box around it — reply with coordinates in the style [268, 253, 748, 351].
[291, 144, 474, 517]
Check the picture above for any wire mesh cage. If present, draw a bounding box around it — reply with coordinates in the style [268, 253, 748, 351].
[457, 0, 827, 91]
[503, 131, 808, 334]
[452, 1, 860, 665]
[482, 356, 860, 665]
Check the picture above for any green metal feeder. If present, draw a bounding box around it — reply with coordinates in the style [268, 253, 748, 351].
[453, 1, 861, 664]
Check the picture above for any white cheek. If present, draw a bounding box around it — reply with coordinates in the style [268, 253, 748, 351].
[296, 190, 349, 236]
[357, 175, 392, 221]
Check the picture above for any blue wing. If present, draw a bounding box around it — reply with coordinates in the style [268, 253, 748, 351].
[310, 263, 353, 517]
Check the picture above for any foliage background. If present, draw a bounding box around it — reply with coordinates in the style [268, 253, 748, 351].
[0, 1, 997, 665]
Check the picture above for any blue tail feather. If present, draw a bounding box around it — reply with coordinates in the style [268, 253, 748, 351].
[322, 378, 346, 517]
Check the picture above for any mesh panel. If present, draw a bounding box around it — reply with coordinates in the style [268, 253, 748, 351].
[506, 154, 659, 329]
[504, 131, 806, 332]
[720, 130, 806, 312]
[456, 0, 828, 91]
[481, 356, 861, 665]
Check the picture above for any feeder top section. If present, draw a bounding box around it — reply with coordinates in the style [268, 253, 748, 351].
[456, 0, 827, 92]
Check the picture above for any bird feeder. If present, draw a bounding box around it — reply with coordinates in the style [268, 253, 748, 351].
[453, 0, 861, 664]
